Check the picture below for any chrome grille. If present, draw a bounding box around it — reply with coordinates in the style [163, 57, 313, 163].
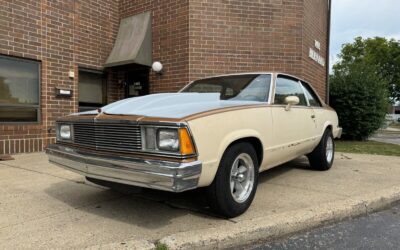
[73, 123, 142, 152]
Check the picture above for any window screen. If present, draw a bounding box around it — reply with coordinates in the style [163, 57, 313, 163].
[78, 70, 106, 112]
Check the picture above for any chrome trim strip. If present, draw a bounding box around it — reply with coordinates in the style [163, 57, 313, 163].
[46, 144, 202, 192]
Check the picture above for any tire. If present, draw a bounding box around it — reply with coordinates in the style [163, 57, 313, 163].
[307, 128, 335, 171]
[206, 142, 259, 218]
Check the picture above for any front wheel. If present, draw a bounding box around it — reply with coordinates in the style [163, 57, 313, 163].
[307, 129, 335, 171]
[206, 142, 259, 218]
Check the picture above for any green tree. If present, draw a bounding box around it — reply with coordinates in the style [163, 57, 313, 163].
[333, 37, 400, 103]
[330, 62, 388, 140]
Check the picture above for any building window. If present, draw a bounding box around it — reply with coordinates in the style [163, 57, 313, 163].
[0, 55, 40, 123]
[78, 69, 106, 112]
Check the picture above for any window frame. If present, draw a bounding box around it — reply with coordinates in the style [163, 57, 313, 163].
[0, 55, 41, 124]
[273, 75, 308, 106]
[300, 80, 322, 108]
[78, 68, 107, 112]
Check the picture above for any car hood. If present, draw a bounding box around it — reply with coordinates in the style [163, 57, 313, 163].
[75, 93, 260, 119]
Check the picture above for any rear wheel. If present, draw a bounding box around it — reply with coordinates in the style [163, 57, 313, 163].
[206, 142, 259, 218]
[307, 129, 335, 171]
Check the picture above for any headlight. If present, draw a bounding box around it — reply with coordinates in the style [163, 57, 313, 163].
[157, 129, 179, 151]
[57, 124, 72, 141]
[141, 126, 195, 155]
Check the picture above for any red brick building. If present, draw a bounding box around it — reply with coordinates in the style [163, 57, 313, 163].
[0, 0, 330, 155]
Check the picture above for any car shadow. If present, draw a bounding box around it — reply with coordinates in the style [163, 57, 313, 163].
[44, 178, 224, 230]
[44, 156, 314, 227]
[258, 156, 312, 184]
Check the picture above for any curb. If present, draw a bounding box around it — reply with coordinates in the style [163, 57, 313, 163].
[159, 186, 400, 249]
[86, 239, 155, 250]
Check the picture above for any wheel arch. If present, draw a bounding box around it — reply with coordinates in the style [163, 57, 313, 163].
[216, 130, 264, 171]
[224, 137, 264, 166]
[323, 121, 333, 134]
[201, 133, 264, 187]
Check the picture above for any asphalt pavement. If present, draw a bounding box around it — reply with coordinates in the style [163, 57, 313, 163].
[250, 202, 400, 250]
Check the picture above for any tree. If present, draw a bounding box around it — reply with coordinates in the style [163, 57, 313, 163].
[333, 37, 400, 103]
[330, 62, 388, 140]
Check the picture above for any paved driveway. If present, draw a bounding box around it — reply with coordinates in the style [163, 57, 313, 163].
[1, 152, 400, 249]
[370, 132, 400, 145]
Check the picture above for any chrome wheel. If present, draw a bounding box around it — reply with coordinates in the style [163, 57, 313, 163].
[326, 136, 334, 163]
[230, 153, 255, 203]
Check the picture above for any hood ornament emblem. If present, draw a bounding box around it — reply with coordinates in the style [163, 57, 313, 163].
[97, 108, 102, 113]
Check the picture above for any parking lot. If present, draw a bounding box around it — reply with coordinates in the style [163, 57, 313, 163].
[1, 152, 400, 249]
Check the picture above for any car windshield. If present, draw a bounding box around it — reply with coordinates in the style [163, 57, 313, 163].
[180, 74, 271, 102]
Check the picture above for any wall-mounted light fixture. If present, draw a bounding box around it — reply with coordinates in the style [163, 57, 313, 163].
[152, 61, 163, 75]
[68, 70, 75, 78]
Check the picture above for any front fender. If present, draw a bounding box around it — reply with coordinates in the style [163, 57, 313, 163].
[217, 129, 263, 165]
[197, 129, 262, 186]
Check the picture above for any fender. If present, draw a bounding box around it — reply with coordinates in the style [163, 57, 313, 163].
[322, 121, 333, 135]
[198, 129, 263, 187]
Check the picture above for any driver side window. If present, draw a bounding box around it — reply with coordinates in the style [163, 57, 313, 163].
[274, 76, 307, 106]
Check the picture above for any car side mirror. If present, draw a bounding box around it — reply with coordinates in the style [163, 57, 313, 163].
[284, 96, 300, 111]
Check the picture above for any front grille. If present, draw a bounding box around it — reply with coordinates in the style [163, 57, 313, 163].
[73, 122, 142, 152]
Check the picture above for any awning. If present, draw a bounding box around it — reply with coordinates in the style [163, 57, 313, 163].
[105, 11, 152, 67]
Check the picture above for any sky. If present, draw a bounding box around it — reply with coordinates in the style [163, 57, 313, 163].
[330, 0, 400, 69]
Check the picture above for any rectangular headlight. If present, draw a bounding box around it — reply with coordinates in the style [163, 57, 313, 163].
[157, 129, 179, 151]
[57, 124, 72, 141]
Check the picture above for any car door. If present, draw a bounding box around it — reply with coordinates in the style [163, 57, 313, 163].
[300, 80, 325, 145]
[268, 75, 317, 166]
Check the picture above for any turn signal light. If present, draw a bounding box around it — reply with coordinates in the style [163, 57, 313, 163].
[179, 128, 195, 155]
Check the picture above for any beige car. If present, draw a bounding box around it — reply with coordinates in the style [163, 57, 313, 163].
[47, 72, 342, 218]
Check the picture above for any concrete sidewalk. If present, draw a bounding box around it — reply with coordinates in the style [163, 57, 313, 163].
[0, 152, 399, 249]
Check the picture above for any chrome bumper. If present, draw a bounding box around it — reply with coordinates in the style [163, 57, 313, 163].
[46, 144, 202, 192]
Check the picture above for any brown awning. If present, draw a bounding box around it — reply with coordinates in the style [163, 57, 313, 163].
[105, 11, 152, 67]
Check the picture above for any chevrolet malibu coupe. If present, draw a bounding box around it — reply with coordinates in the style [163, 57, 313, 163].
[47, 73, 342, 218]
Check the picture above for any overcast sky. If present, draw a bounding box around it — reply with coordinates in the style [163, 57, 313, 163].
[330, 0, 400, 68]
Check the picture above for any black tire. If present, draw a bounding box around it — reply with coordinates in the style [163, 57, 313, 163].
[307, 128, 335, 171]
[206, 142, 259, 218]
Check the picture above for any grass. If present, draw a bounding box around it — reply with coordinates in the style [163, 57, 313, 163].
[390, 123, 400, 129]
[335, 140, 400, 156]
[155, 241, 169, 250]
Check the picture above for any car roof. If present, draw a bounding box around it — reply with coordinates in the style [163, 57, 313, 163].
[189, 72, 327, 106]
[196, 72, 306, 83]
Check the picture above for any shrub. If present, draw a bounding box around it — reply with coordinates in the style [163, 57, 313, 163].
[329, 63, 388, 140]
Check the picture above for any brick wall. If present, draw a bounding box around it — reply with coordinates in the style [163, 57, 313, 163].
[301, 0, 329, 100]
[0, 0, 119, 154]
[0, 0, 329, 155]
[119, 0, 190, 93]
[188, 0, 328, 99]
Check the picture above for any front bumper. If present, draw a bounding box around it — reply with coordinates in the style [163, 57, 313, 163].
[46, 144, 202, 192]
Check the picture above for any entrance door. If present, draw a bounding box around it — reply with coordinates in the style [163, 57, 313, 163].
[125, 71, 149, 98]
